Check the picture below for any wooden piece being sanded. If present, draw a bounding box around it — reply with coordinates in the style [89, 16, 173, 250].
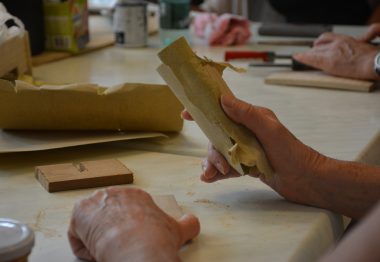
[265, 71, 375, 92]
[35, 159, 133, 192]
[157, 37, 273, 178]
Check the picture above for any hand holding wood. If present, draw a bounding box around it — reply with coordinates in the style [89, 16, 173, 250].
[185, 95, 332, 207]
[158, 37, 273, 178]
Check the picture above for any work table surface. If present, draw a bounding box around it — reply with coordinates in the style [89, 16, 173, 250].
[1, 145, 343, 262]
[1, 19, 379, 261]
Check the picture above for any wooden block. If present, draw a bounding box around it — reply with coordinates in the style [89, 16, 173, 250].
[152, 195, 183, 220]
[265, 71, 375, 92]
[35, 159, 133, 192]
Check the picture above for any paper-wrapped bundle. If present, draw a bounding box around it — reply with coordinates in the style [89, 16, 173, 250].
[0, 80, 183, 132]
[157, 37, 273, 178]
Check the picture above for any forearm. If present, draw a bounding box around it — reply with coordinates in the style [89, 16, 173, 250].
[309, 158, 380, 219]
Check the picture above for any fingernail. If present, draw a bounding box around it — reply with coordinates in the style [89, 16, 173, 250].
[201, 160, 207, 172]
[216, 162, 225, 175]
[221, 94, 235, 109]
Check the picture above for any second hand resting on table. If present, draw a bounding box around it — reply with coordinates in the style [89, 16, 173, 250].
[68, 187, 200, 262]
[294, 25, 380, 81]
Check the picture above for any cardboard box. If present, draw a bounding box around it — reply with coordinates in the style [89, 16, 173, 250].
[44, 0, 89, 53]
[0, 33, 32, 78]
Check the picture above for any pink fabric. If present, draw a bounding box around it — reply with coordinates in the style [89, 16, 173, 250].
[193, 13, 251, 46]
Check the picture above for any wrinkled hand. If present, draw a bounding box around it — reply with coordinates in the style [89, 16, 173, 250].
[68, 187, 200, 262]
[294, 32, 380, 80]
[358, 23, 380, 43]
[182, 95, 330, 205]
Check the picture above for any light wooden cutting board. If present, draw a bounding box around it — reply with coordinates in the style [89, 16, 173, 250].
[265, 71, 376, 92]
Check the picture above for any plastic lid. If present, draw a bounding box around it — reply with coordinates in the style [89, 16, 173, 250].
[0, 218, 35, 262]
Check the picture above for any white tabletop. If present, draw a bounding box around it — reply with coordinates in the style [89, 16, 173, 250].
[3, 17, 377, 261]
[0, 145, 344, 262]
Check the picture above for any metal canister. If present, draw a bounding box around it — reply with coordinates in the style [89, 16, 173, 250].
[113, 0, 148, 47]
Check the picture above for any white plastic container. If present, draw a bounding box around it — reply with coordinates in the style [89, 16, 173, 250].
[0, 218, 35, 262]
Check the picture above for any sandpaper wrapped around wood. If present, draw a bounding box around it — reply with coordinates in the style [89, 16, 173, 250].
[0, 80, 183, 132]
[157, 37, 273, 178]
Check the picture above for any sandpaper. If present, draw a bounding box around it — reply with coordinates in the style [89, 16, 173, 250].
[157, 37, 273, 178]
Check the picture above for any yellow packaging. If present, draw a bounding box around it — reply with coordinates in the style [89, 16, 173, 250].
[43, 0, 89, 52]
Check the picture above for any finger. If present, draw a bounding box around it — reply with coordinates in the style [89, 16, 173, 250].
[201, 160, 240, 183]
[207, 144, 230, 175]
[201, 171, 241, 183]
[313, 32, 336, 46]
[68, 219, 95, 261]
[178, 214, 201, 246]
[293, 50, 328, 70]
[220, 94, 271, 140]
[68, 231, 95, 261]
[201, 159, 219, 180]
[248, 168, 262, 178]
[181, 110, 193, 121]
[358, 24, 380, 42]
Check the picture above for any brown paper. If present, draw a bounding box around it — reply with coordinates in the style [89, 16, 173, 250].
[0, 80, 183, 131]
[0, 129, 165, 153]
[157, 37, 273, 178]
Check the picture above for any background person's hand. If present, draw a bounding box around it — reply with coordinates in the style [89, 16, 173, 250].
[358, 23, 380, 43]
[182, 95, 331, 206]
[68, 187, 200, 262]
[294, 32, 380, 80]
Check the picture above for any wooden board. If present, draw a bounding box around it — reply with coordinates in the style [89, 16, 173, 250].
[35, 159, 133, 192]
[265, 71, 375, 92]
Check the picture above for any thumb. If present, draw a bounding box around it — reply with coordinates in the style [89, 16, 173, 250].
[293, 52, 313, 66]
[358, 24, 380, 42]
[178, 214, 200, 246]
[293, 52, 325, 71]
[221, 94, 263, 134]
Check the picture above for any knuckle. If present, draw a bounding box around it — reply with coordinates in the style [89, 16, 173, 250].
[369, 23, 380, 32]
[256, 106, 275, 118]
[318, 32, 331, 39]
[240, 103, 256, 119]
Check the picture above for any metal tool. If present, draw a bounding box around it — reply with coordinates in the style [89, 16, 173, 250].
[224, 51, 292, 62]
[249, 58, 317, 71]
[224, 50, 317, 71]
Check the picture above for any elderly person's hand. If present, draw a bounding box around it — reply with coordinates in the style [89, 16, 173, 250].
[182, 94, 329, 207]
[293, 32, 380, 80]
[182, 94, 380, 219]
[68, 187, 200, 262]
[358, 23, 380, 43]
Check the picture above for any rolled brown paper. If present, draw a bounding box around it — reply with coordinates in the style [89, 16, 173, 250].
[0, 80, 183, 132]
